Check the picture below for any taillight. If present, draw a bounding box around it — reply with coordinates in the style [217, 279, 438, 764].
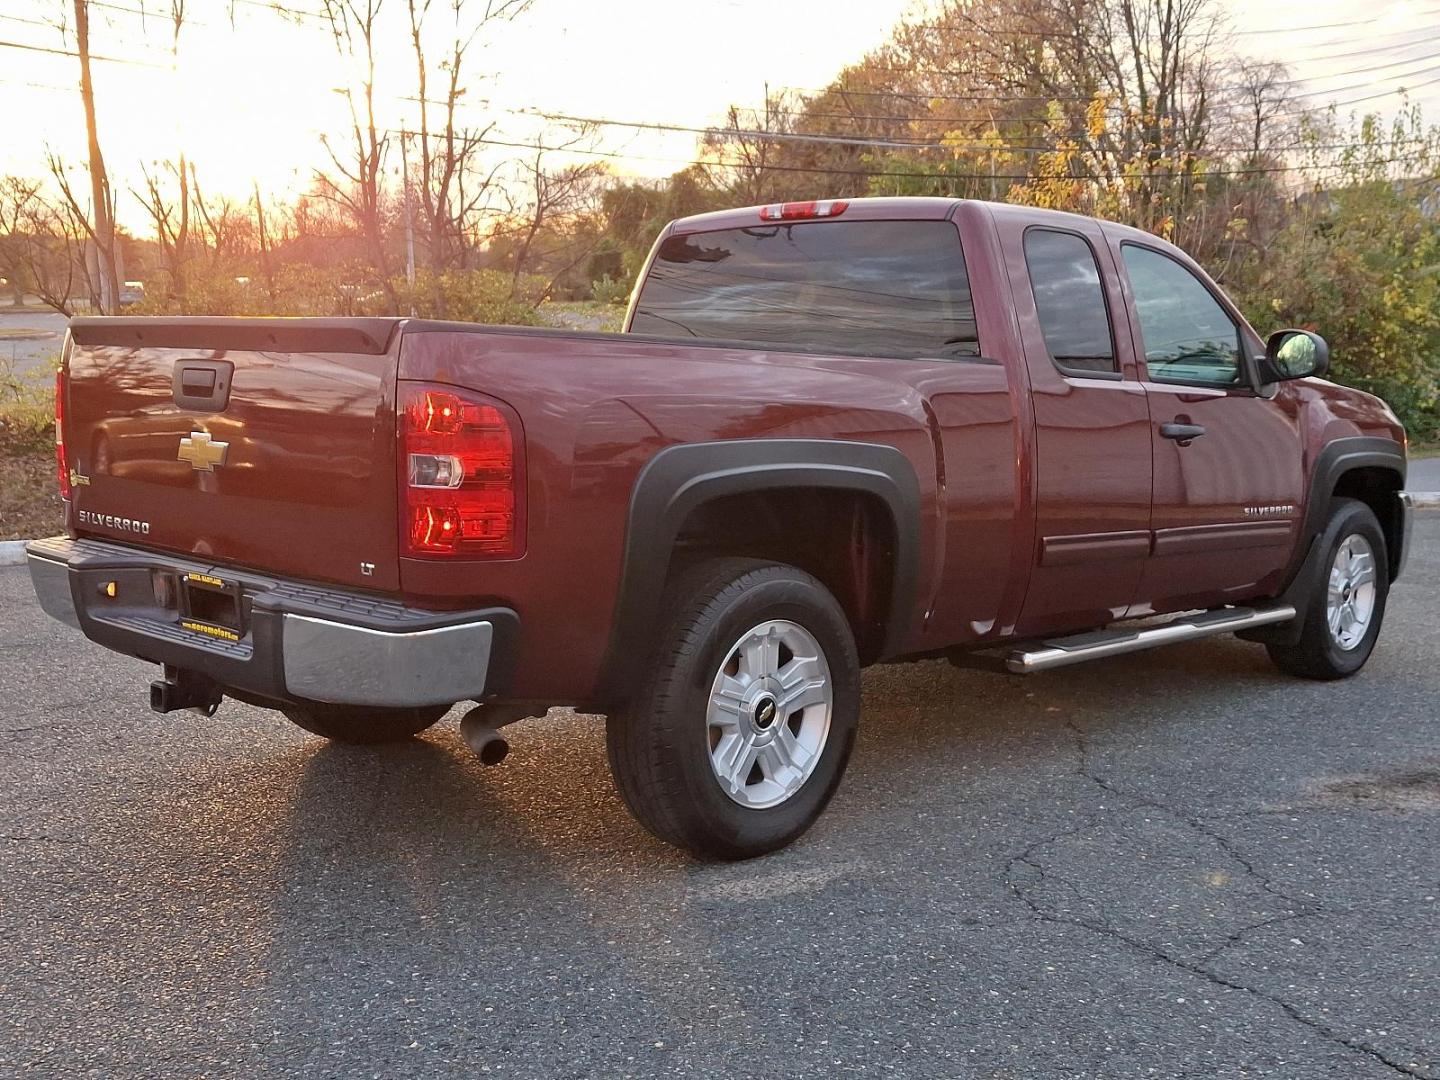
[399, 385, 522, 557]
[55, 367, 71, 500]
[758, 199, 848, 221]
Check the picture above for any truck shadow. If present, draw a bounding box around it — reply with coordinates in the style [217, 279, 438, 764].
[270, 632, 1291, 876]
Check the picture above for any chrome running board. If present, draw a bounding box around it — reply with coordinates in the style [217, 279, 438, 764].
[954, 604, 1298, 674]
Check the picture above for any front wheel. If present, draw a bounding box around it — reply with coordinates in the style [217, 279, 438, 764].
[606, 558, 860, 860]
[1266, 497, 1389, 680]
[282, 703, 450, 744]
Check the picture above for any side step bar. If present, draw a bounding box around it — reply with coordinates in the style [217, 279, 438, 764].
[956, 605, 1297, 675]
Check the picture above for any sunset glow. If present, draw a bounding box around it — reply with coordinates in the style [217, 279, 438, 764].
[1, 0, 1435, 231]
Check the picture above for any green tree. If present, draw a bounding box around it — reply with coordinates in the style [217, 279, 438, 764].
[1228, 106, 1440, 438]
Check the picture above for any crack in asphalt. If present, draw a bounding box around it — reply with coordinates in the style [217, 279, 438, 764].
[999, 719, 1432, 1079]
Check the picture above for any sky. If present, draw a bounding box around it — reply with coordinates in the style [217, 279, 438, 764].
[0, 0, 1437, 231]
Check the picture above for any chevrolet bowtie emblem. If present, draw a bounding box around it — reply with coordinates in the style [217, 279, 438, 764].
[178, 431, 229, 472]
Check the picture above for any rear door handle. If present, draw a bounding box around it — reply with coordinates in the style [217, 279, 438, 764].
[172, 360, 234, 412]
[1159, 422, 1206, 443]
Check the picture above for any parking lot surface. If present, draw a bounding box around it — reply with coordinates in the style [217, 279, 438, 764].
[2, 522, 1437, 1078]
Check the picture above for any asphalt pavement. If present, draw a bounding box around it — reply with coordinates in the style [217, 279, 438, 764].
[0, 310, 67, 379]
[1, 524, 1437, 1078]
[1410, 456, 1440, 492]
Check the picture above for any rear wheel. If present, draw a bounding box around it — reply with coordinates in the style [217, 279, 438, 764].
[606, 558, 860, 860]
[282, 703, 450, 744]
[1266, 497, 1388, 680]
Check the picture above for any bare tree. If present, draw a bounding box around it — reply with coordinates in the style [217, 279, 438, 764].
[702, 89, 804, 205]
[70, 0, 120, 312]
[317, 0, 397, 309]
[3, 174, 88, 316]
[0, 178, 43, 307]
[133, 160, 189, 304]
[190, 167, 244, 268]
[253, 181, 281, 308]
[501, 127, 609, 298]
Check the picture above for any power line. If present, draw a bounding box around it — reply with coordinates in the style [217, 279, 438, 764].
[0, 36, 166, 68]
[1310, 68, 1440, 110]
[86, 0, 184, 20]
[0, 13, 57, 31]
[1287, 58, 1440, 99]
[230, 0, 330, 22]
[517, 108, 1435, 159]
[85, 0, 329, 26]
[0, 76, 74, 93]
[908, 6, 1440, 38]
[1279, 26, 1440, 64]
[779, 22, 1440, 103]
[1236, 9, 1440, 34]
[460, 131, 1421, 182]
[876, 34, 1440, 95]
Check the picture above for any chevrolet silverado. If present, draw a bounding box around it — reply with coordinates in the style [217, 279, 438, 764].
[27, 197, 1415, 858]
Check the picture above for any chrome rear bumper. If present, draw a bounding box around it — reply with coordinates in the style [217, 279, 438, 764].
[26, 536, 515, 709]
[281, 614, 494, 707]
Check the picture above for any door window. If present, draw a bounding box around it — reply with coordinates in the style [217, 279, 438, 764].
[1122, 245, 1242, 387]
[1023, 229, 1117, 375]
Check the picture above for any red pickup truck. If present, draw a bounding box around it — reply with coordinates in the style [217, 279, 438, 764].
[27, 197, 1414, 858]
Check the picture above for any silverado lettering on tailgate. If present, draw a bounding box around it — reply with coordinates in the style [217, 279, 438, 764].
[78, 510, 152, 535]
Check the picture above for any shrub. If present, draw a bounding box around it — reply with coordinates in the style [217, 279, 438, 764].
[590, 275, 630, 306]
[125, 264, 546, 325]
[394, 269, 544, 326]
[0, 355, 56, 450]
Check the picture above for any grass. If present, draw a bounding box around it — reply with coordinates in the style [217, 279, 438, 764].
[537, 300, 625, 334]
[0, 357, 62, 540]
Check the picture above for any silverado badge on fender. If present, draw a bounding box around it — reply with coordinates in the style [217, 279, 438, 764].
[178, 431, 229, 471]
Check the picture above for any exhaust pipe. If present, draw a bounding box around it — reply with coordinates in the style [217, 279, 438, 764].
[460, 707, 510, 766]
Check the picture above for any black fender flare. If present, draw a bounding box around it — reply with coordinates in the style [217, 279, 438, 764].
[595, 438, 922, 705]
[1293, 436, 1406, 566]
[1241, 435, 1405, 646]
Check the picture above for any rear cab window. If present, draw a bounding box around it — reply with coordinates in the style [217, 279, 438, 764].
[630, 219, 979, 359]
[1023, 228, 1117, 376]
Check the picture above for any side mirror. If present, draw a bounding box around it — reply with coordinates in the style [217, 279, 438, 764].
[1261, 329, 1329, 382]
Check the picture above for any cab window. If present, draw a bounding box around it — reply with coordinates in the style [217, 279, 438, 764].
[1122, 245, 1242, 387]
[1023, 229, 1116, 375]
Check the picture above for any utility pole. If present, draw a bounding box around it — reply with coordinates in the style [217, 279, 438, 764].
[73, 0, 119, 313]
[400, 128, 416, 315]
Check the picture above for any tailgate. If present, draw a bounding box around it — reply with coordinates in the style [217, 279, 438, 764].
[64, 318, 404, 592]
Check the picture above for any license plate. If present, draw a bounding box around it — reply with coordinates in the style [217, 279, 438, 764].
[180, 572, 244, 641]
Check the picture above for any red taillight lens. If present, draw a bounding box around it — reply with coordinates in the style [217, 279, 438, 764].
[55, 367, 71, 500]
[400, 385, 522, 557]
[758, 199, 849, 221]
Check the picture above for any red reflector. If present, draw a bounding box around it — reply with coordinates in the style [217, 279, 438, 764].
[400, 385, 522, 557]
[55, 367, 71, 500]
[758, 199, 849, 221]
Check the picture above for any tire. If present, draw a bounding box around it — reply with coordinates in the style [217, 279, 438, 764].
[1266, 497, 1389, 680]
[282, 703, 450, 744]
[606, 558, 861, 860]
